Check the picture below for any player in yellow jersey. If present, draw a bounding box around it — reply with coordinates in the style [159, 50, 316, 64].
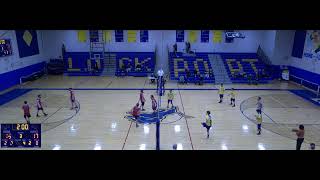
[255, 114, 262, 135]
[228, 88, 236, 107]
[167, 90, 174, 109]
[201, 111, 213, 138]
[218, 84, 225, 103]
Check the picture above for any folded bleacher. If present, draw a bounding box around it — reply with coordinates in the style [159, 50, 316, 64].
[220, 53, 272, 83]
[169, 52, 215, 83]
[115, 52, 155, 77]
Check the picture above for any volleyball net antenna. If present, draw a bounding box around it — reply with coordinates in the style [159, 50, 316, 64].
[156, 69, 165, 150]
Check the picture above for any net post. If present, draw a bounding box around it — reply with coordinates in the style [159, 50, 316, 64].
[156, 69, 164, 150]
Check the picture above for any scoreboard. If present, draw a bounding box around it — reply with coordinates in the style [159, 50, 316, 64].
[1, 124, 41, 148]
[0, 39, 13, 57]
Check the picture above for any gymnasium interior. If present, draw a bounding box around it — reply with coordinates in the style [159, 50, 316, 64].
[0, 30, 319, 150]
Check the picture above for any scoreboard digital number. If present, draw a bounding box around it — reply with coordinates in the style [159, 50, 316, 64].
[1, 124, 41, 148]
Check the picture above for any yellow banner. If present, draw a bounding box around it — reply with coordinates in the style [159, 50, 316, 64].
[213, 30, 223, 43]
[127, 30, 137, 43]
[78, 30, 87, 42]
[103, 30, 112, 42]
[188, 30, 197, 43]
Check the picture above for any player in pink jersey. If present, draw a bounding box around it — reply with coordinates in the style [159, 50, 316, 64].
[151, 95, 157, 113]
[36, 95, 48, 117]
[22, 101, 31, 124]
[131, 103, 141, 128]
[139, 90, 146, 111]
[69, 88, 78, 110]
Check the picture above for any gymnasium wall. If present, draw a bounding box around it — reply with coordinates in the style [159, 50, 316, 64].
[0, 30, 47, 91]
[42, 30, 267, 73]
[0, 30, 46, 74]
[271, 30, 295, 65]
[284, 30, 320, 86]
[289, 30, 320, 75]
[259, 30, 276, 60]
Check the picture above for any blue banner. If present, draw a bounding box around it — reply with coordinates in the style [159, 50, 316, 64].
[115, 30, 124, 42]
[176, 30, 184, 42]
[140, 30, 148, 42]
[201, 30, 210, 43]
[15, 30, 39, 58]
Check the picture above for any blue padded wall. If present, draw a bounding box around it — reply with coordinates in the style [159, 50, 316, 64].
[0, 61, 46, 92]
[289, 66, 320, 91]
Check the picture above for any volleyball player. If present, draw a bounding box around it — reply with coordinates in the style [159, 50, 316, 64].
[22, 101, 31, 124]
[256, 96, 263, 115]
[201, 111, 213, 138]
[151, 95, 157, 113]
[139, 90, 146, 111]
[292, 125, 305, 150]
[218, 84, 225, 103]
[131, 103, 141, 128]
[69, 88, 77, 110]
[228, 88, 236, 107]
[255, 114, 262, 135]
[167, 90, 174, 109]
[36, 95, 47, 117]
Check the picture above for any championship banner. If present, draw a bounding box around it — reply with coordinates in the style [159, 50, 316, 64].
[103, 30, 112, 42]
[213, 30, 223, 43]
[127, 30, 137, 43]
[78, 30, 87, 42]
[188, 30, 197, 43]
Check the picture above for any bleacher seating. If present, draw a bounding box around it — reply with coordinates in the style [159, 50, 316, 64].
[169, 52, 273, 84]
[63, 52, 155, 77]
[47, 59, 64, 75]
[63, 52, 103, 76]
[169, 52, 215, 83]
[220, 53, 273, 83]
[115, 52, 155, 77]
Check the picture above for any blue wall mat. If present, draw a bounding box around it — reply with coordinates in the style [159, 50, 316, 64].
[290, 90, 320, 106]
[15, 30, 40, 58]
[291, 30, 307, 58]
[289, 66, 320, 85]
[64, 52, 91, 70]
[270, 65, 281, 79]
[0, 89, 32, 106]
[0, 61, 46, 92]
